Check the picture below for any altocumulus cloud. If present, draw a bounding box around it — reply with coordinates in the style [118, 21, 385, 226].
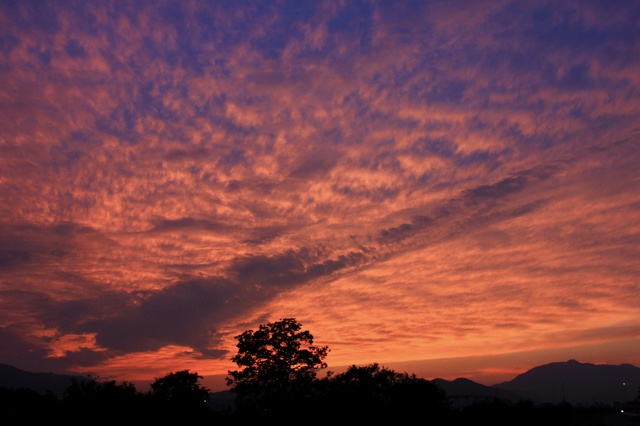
[0, 0, 638, 383]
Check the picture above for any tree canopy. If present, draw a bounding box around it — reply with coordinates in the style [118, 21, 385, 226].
[150, 369, 210, 404]
[320, 363, 449, 422]
[226, 317, 329, 417]
[149, 369, 213, 421]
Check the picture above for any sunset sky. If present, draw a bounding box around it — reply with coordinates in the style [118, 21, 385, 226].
[1, 1, 639, 392]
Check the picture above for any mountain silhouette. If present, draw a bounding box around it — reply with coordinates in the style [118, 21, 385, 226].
[434, 360, 640, 407]
[0, 363, 87, 398]
[2, 359, 639, 408]
[431, 377, 524, 408]
[491, 359, 640, 406]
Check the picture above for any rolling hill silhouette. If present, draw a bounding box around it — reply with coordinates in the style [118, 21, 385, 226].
[2, 359, 639, 407]
[492, 359, 640, 406]
[434, 360, 640, 407]
[431, 377, 523, 408]
[0, 363, 87, 398]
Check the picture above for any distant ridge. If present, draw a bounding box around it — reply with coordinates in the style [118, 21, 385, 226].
[491, 359, 640, 406]
[432, 377, 523, 408]
[0, 363, 87, 398]
[431, 360, 640, 407]
[2, 359, 639, 407]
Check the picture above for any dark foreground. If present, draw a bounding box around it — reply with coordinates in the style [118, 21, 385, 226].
[2, 385, 639, 426]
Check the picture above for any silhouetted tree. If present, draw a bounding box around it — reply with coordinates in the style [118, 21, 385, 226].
[148, 369, 213, 421]
[226, 317, 329, 420]
[62, 375, 147, 421]
[62, 375, 100, 406]
[319, 363, 450, 422]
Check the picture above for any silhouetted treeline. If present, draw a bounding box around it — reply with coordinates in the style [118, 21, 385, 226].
[0, 370, 622, 426]
[3, 319, 635, 424]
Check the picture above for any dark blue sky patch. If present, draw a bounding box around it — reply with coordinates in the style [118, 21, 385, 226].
[326, 1, 374, 53]
[425, 80, 469, 105]
[3, 0, 60, 34]
[0, 250, 31, 269]
[64, 39, 87, 59]
[95, 105, 139, 144]
[0, 32, 18, 56]
[29, 45, 52, 65]
[557, 62, 592, 91]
